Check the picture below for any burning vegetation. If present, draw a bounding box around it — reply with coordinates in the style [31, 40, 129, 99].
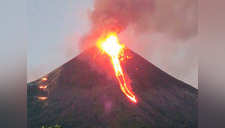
[96, 32, 137, 103]
[42, 77, 48, 81]
[37, 77, 48, 100]
[38, 97, 47, 100]
[39, 85, 47, 89]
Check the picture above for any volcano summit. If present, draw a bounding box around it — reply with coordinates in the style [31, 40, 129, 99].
[27, 46, 198, 128]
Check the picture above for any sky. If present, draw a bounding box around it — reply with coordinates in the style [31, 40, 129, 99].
[28, 0, 93, 82]
[28, 0, 198, 88]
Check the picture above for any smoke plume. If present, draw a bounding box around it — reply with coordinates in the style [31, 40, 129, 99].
[79, 0, 197, 49]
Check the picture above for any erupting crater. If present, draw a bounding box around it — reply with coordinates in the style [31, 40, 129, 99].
[96, 33, 137, 103]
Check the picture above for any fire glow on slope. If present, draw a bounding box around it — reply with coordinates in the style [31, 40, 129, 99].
[97, 33, 137, 103]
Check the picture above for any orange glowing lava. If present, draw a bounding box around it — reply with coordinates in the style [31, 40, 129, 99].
[42, 77, 47, 81]
[97, 33, 137, 103]
[39, 85, 47, 89]
[38, 97, 47, 100]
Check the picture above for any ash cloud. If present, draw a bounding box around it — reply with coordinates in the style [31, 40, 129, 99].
[80, 0, 197, 49]
[79, 0, 155, 49]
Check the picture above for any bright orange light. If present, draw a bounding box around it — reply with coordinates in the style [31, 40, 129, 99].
[38, 97, 47, 100]
[39, 85, 47, 89]
[97, 33, 137, 103]
[42, 77, 47, 81]
[102, 35, 122, 56]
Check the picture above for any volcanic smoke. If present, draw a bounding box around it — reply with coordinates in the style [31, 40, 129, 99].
[97, 33, 137, 103]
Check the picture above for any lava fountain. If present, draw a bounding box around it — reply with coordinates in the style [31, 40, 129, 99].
[97, 33, 137, 103]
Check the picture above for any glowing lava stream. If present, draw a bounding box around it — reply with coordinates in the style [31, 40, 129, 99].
[97, 33, 137, 103]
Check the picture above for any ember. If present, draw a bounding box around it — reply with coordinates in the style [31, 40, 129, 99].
[42, 77, 47, 81]
[38, 97, 47, 100]
[39, 85, 47, 89]
[97, 33, 137, 103]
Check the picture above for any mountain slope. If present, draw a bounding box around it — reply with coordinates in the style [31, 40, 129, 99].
[27, 46, 198, 128]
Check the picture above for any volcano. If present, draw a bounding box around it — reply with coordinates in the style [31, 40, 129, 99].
[27, 46, 198, 128]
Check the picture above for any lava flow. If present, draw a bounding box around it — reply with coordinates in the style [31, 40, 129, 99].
[97, 33, 137, 103]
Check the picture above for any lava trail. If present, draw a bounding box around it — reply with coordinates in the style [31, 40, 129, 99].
[97, 33, 137, 103]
